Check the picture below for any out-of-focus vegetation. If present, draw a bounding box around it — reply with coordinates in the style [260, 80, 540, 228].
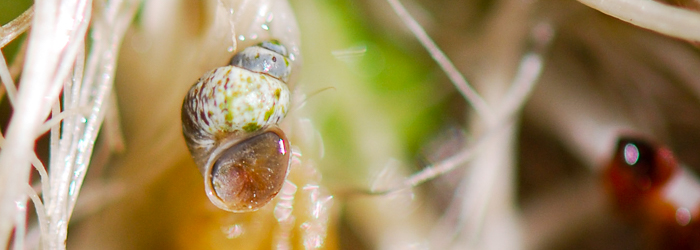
[3, 0, 700, 249]
[0, 0, 32, 63]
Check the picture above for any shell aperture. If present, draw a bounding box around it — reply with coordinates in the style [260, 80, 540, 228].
[211, 128, 291, 211]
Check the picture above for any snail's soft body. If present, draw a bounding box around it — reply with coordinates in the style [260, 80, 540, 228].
[181, 41, 293, 212]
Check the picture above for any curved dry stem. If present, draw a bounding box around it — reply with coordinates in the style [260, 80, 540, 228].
[578, 0, 700, 42]
[0, 52, 18, 105]
[0, 6, 33, 48]
[385, 0, 492, 121]
[0, 0, 140, 248]
[0, 0, 88, 245]
[24, 184, 48, 246]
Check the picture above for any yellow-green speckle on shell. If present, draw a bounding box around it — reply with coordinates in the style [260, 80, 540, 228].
[185, 65, 290, 137]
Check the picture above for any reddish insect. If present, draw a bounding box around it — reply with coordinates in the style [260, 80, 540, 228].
[604, 137, 700, 249]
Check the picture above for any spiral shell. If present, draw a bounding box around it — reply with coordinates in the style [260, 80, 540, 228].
[182, 41, 293, 212]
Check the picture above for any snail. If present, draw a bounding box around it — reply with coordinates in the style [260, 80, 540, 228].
[181, 40, 293, 212]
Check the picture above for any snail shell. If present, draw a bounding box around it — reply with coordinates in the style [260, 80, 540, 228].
[182, 41, 293, 212]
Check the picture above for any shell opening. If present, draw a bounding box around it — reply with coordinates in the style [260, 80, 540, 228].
[208, 128, 291, 212]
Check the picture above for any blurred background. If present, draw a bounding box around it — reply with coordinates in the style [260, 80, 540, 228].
[2, 0, 700, 249]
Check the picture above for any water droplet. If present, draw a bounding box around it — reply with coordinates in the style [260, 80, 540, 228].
[261, 24, 269, 30]
[266, 13, 274, 22]
[238, 35, 245, 41]
[250, 33, 258, 40]
[227, 46, 234, 52]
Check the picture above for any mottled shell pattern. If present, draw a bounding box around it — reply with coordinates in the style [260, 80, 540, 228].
[184, 65, 290, 137]
[182, 40, 293, 213]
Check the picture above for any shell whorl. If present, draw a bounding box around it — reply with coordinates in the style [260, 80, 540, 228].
[230, 40, 292, 82]
[183, 66, 290, 137]
[181, 41, 293, 212]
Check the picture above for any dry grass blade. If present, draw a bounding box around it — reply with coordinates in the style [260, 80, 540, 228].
[0, 6, 33, 48]
[579, 0, 700, 42]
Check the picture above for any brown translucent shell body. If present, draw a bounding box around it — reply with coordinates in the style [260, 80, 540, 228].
[604, 137, 700, 249]
[181, 107, 291, 212]
[213, 129, 292, 211]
